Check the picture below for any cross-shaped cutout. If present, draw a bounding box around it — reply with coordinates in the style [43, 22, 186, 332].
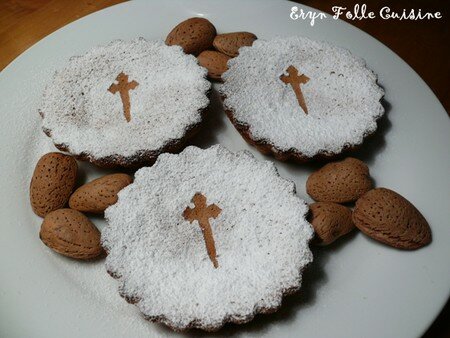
[183, 193, 222, 268]
[280, 65, 310, 114]
[108, 72, 139, 122]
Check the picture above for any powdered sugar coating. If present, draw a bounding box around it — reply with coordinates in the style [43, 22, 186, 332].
[103, 145, 313, 330]
[221, 36, 384, 158]
[40, 38, 210, 161]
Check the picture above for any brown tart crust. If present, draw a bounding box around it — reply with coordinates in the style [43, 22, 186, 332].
[103, 242, 312, 332]
[221, 95, 383, 163]
[40, 93, 210, 169]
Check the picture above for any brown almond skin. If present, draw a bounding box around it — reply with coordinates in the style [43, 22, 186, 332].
[213, 32, 257, 57]
[197, 50, 231, 81]
[30, 152, 78, 217]
[306, 157, 372, 203]
[40, 209, 104, 259]
[165, 17, 216, 56]
[69, 173, 133, 214]
[308, 202, 355, 245]
[353, 188, 431, 250]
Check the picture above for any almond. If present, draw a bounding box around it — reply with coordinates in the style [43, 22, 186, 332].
[40, 209, 103, 259]
[308, 202, 354, 245]
[353, 188, 431, 250]
[197, 50, 231, 81]
[30, 152, 78, 217]
[165, 17, 216, 56]
[213, 32, 257, 57]
[306, 157, 372, 203]
[69, 173, 132, 214]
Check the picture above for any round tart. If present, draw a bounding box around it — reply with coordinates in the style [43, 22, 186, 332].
[102, 145, 313, 331]
[221, 36, 385, 162]
[40, 38, 210, 167]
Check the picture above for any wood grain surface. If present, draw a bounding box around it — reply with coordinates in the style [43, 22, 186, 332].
[0, 0, 448, 337]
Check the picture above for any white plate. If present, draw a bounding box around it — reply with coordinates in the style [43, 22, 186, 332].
[0, 1, 449, 337]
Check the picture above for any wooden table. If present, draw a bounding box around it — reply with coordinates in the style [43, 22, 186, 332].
[0, 1, 448, 337]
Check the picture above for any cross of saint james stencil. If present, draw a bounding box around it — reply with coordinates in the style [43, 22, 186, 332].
[108, 72, 139, 122]
[280, 65, 310, 114]
[183, 193, 222, 268]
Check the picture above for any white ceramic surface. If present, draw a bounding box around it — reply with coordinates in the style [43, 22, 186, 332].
[0, 1, 449, 337]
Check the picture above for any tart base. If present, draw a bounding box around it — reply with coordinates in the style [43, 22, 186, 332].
[41, 92, 211, 168]
[222, 95, 383, 163]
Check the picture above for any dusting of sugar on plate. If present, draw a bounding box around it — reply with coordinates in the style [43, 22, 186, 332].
[221, 36, 384, 157]
[102, 145, 313, 330]
[40, 38, 210, 159]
